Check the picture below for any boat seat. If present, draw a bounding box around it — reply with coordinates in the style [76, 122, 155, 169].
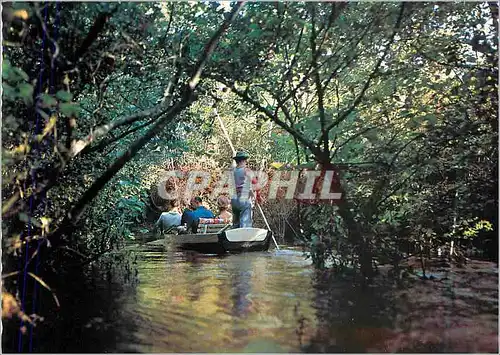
[197, 218, 231, 234]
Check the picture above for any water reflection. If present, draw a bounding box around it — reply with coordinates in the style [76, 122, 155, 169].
[112, 247, 318, 353]
[305, 273, 397, 353]
[3, 245, 399, 353]
[230, 256, 253, 340]
[2, 255, 140, 353]
[231, 256, 253, 318]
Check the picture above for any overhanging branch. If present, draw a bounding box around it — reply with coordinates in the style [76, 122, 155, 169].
[212, 76, 322, 158]
[323, 3, 406, 142]
[47, 1, 246, 247]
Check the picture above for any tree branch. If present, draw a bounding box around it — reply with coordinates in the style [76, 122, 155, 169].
[84, 119, 155, 155]
[376, 168, 420, 210]
[47, 1, 246, 247]
[219, 79, 322, 158]
[188, 1, 246, 89]
[280, 23, 306, 96]
[333, 121, 389, 157]
[324, 3, 406, 138]
[367, 133, 425, 214]
[308, 5, 329, 158]
[316, 2, 348, 57]
[72, 9, 117, 63]
[76, 36, 187, 157]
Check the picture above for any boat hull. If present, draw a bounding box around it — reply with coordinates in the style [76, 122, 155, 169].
[172, 228, 272, 254]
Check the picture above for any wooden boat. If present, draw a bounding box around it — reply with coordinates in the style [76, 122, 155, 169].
[169, 219, 272, 254]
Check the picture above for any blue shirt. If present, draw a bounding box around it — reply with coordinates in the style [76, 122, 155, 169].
[192, 206, 214, 219]
[181, 206, 214, 226]
[234, 167, 247, 191]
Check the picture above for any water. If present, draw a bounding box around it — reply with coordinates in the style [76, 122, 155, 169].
[4, 244, 395, 353]
[5, 244, 498, 353]
[113, 246, 318, 353]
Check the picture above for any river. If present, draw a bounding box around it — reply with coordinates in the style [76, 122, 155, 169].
[4, 243, 391, 353]
[5, 242, 496, 353]
[112, 246, 318, 353]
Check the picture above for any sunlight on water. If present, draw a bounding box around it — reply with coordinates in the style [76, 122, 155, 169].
[113, 247, 318, 353]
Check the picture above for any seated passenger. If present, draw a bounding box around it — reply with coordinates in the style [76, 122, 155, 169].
[155, 200, 181, 233]
[181, 196, 214, 232]
[216, 195, 232, 223]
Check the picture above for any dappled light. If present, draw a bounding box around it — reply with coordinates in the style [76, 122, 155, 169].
[2, 1, 497, 353]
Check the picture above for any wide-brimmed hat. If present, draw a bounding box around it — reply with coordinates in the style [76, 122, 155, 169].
[233, 151, 249, 160]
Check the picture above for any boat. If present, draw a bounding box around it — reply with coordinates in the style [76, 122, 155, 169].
[168, 218, 272, 254]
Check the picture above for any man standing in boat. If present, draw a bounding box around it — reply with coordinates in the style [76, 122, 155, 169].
[231, 151, 259, 229]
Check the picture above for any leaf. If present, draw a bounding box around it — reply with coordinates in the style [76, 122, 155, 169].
[249, 28, 263, 39]
[2, 271, 21, 279]
[40, 217, 51, 228]
[39, 93, 57, 108]
[18, 213, 42, 228]
[13, 9, 29, 20]
[2, 83, 16, 100]
[406, 116, 422, 129]
[35, 109, 50, 121]
[60, 102, 81, 117]
[27, 272, 60, 308]
[2, 59, 12, 80]
[37, 115, 57, 141]
[56, 90, 73, 102]
[13, 67, 29, 82]
[18, 83, 34, 105]
[18, 212, 30, 223]
[423, 114, 437, 126]
[2, 192, 20, 214]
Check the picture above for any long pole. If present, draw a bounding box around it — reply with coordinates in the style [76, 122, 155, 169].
[214, 107, 236, 160]
[214, 107, 280, 250]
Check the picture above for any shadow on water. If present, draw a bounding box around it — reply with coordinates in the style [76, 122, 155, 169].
[304, 270, 397, 353]
[2, 250, 140, 353]
[3, 243, 401, 353]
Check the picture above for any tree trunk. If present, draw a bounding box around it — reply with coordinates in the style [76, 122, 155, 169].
[320, 160, 374, 279]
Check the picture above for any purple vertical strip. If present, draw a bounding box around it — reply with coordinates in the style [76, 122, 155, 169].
[28, 1, 61, 352]
[18, 2, 49, 352]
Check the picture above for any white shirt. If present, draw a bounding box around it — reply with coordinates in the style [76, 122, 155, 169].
[156, 211, 181, 231]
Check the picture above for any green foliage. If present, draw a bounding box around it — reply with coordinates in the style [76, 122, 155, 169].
[448, 218, 494, 240]
[59, 102, 81, 117]
[208, 1, 498, 272]
[2, 59, 33, 105]
[1, 2, 497, 330]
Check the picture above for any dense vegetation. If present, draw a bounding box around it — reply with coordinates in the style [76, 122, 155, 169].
[2, 0, 497, 335]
